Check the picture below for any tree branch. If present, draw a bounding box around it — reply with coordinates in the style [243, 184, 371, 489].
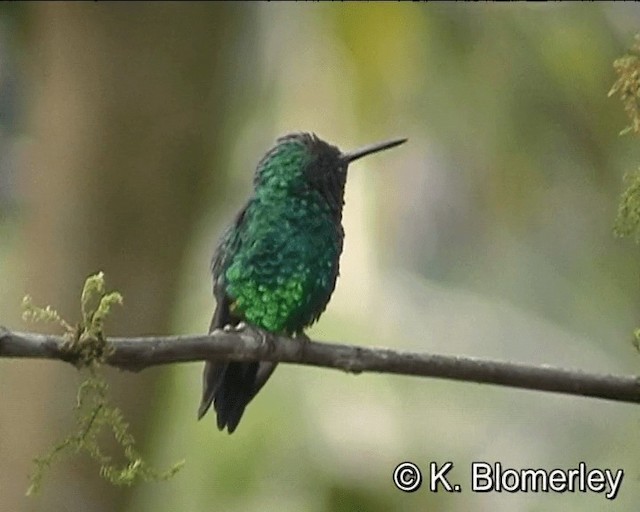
[1, 325, 639, 405]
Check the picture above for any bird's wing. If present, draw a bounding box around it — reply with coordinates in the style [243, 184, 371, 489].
[198, 206, 247, 420]
[210, 205, 248, 326]
[199, 203, 278, 430]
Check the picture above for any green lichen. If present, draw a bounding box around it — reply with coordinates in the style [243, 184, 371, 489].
[609, 34, 640, 136]
[612, 35, 640, 242]
[633, 328, 640, 352]
[22, 294, 74, 335]
[613, 169, 640, 241]
[23, 272, 184, 496]
[611, 35, 640, 348]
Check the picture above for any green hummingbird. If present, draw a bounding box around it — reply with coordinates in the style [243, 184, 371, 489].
[197, 132, 406, 433]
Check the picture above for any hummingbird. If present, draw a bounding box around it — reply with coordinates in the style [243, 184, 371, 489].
[197, 132, 407, 433]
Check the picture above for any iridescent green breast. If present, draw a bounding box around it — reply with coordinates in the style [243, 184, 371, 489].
[223, 192, 343, 335]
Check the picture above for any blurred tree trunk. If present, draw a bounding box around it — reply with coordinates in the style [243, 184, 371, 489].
[0, 3, 253, 511]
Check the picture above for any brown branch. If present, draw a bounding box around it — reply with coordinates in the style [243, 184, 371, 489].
[1, 325, 639, 405]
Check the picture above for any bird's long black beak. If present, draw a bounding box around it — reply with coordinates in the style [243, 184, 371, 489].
[340, 137, 407, 164]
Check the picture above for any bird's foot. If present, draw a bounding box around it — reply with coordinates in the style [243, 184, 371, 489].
[228, 322, 275, 354]
[223, 321, 247, 333]
[296, 332, 311, 360]
[258, 328, 276, 354]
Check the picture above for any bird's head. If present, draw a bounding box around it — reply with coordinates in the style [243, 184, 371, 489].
[254, 132, 406, 214]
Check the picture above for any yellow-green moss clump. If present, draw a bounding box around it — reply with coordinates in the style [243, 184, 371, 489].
[23, 272, 183, 496]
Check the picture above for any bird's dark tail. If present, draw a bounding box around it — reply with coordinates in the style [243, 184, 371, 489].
[198, 360, 277, 433]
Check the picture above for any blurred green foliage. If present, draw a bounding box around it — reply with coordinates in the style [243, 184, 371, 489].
[609, 34, 640, 136]
[611, 34, 640, 244]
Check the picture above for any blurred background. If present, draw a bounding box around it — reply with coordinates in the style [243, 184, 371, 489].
[0, 3, 639, 511]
